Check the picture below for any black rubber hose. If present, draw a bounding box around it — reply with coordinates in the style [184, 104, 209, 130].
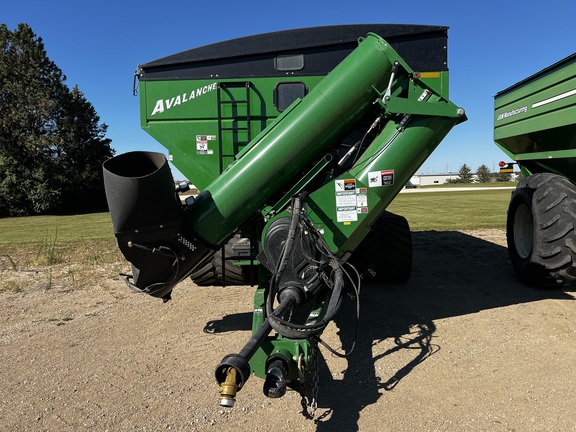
[266, 196, 302, 317]
[268, 266, 344, 339]
[239, 296, 293, 361]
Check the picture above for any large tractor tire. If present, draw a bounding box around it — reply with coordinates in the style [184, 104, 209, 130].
[349, 210, 412, 284]
[190, 236, 251, 286]
[507, 173, 576, 287]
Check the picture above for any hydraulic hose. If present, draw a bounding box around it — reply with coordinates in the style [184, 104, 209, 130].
[266, 195, 303, 318]
[268, 265, 344, 339]
[238, 296, 293, 361]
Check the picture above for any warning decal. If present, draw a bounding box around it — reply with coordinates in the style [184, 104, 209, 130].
[196, 135, 215, 155]
[368, 169, 394, 187]
[356, 188, 368, 214]
[335, 179, 357, 222]
[335, 180, 370, 222]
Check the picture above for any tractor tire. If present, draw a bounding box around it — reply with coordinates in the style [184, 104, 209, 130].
[349, 210, 412, 284]
[190, 236, 249, 286]
[507, 173, 576, 287]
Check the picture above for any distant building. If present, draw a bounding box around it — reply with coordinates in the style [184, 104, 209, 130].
[410, 173, 462, 186]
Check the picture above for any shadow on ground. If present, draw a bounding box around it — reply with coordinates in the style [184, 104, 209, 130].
[314, 230, 574, 431]
[205, 231, 575, 431]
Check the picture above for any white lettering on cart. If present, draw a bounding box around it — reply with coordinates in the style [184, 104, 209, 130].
[151, 82, 217, 116]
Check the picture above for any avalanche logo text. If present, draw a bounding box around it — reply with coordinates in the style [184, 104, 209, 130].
[150, 82, 217, 116]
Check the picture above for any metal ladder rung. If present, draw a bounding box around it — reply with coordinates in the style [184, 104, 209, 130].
[221, 127, 249, 131]
[217, 81, 252, 174]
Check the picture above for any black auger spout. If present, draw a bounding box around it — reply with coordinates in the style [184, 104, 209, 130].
[103, 151, 214, 301]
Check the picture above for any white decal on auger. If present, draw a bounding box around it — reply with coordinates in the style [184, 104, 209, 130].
[150, 82, 218, 116]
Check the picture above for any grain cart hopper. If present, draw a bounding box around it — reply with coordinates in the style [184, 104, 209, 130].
[103, 25, 466, 412]
[494, 53, 576, 287]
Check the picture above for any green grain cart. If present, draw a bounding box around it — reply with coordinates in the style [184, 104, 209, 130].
[494, 53, 576, 287]
[104, 25, 466, 412]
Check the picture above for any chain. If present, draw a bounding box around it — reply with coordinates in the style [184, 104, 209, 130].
[310, 338, 320, 418]
[298, 339, 320, 420]
[297, 354, 310, 418]
[310, 343, 319, 418]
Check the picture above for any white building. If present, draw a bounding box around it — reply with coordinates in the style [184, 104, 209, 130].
[410, 173, 463, 186]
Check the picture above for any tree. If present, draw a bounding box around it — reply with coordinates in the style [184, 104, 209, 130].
[0, 23, 114, 216]
[457, 163, 473, 183]
[476, 164, 492, 183]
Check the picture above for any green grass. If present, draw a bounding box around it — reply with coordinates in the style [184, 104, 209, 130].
[0, 212, 114, 244]
[0, 188, 513, 249]
[0, 213, 123, 288]
[420, 181, 517, 189]
[388, 189, 512, 231]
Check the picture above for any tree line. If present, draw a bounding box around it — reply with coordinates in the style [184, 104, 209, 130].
[446, 164, 514, 184]
[0, 23, 114, 217]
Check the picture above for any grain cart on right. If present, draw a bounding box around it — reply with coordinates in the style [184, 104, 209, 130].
[494, 53, 576, 287]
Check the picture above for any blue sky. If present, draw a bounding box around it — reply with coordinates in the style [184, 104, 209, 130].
[4, 0, 576, 180]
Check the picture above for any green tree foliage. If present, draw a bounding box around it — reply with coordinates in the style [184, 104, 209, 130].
[446, 163, 473, 184]
[476, 164, 492, 183]
[496, 172, 512, 182]
[457, 164, 473, 183]
[0, 23, 114, 216]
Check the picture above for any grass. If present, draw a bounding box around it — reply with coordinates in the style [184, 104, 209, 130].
[4, 189, 511, 241]
[0, 188, 513, 266]
[36, 230, 63, 265]
[420, 181, 516, 189]
[0, 189, 513, 249]
[0, 213, 121, 276]
[0, 280, 21, 293]
[388, 188, 512, 231]
[0, 212, 114, 244]
[0, 189, 512, 293]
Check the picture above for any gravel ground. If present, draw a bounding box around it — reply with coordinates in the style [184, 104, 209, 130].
[1, 229, 576, 431]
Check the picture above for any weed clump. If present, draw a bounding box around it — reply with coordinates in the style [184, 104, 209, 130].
[36, 231, 64, 266]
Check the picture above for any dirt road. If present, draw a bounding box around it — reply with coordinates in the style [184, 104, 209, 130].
[1, 229, 576, 431]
